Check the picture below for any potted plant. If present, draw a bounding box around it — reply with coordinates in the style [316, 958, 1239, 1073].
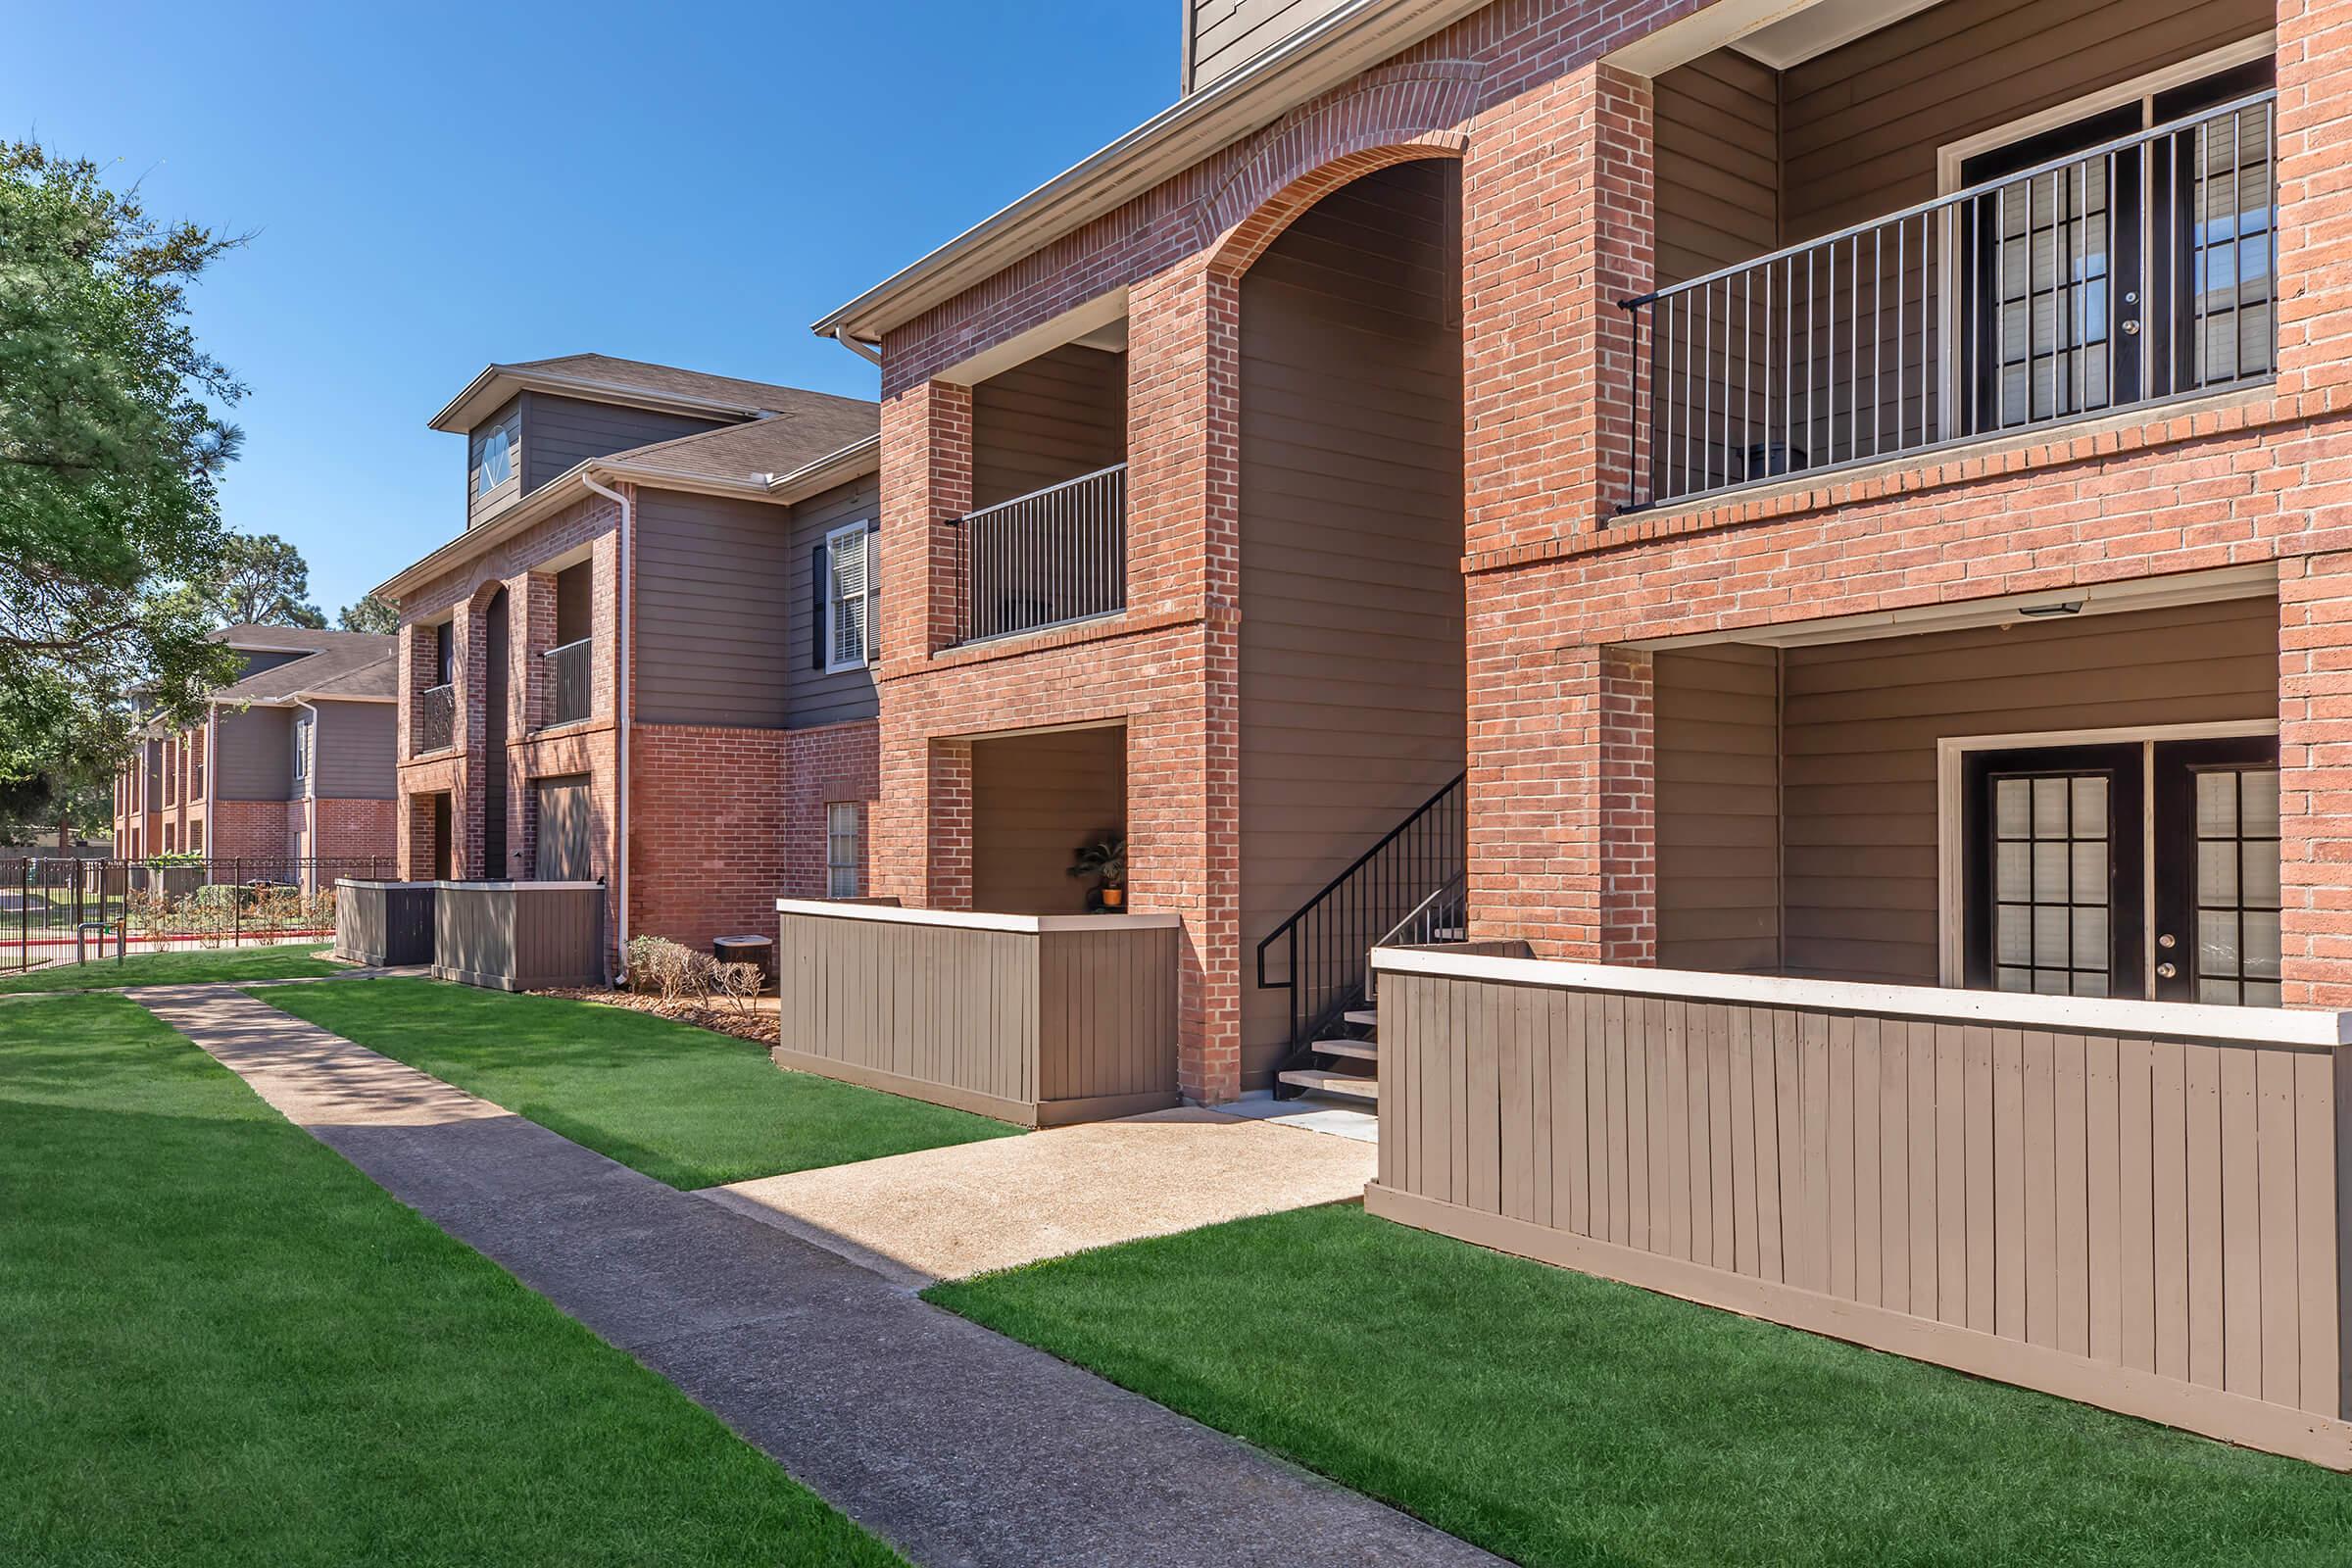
[1068, 835, 1127, 909]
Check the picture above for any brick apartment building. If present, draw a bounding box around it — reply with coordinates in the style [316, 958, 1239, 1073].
[376, 355, 881, 956]
[112, 625, 398, 870]
[790, 0, 2347, 1115]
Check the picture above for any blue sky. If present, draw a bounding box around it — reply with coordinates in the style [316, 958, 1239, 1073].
[2, 2, 1171, 615]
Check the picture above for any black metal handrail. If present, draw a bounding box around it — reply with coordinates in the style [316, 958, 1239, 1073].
[1620, 90, 2277, 512]
[955, 462, 1128, 643]
[1363, 870, 1467, 1005]
[414, 683, 456, 754]
[1255, 772, 1464, 1094]
[543, 637, 592, 725]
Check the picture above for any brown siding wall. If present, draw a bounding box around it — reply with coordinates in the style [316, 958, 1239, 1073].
[1648, 2, 2273, 268]
[633, 488, 796, 728]
[971, 725, 1127, 914]
[1654, 51, 1781, 286]
[1781, 0, 2272, 241]
[969, 343, 1127, 511]
[1186, 0, 1353, 91]
[215, 707, 295, 802]
[1655, 644, 1781, 973]
[785, 474, 882, 728]
[314, 700, 396, 801]
[519, 393, 725, 493]
[1239, 157, 1466, 1086]
[466, 400, 521, 530]
[1370, 965, 2351, 1467]
[1779, 597, 2278, 984]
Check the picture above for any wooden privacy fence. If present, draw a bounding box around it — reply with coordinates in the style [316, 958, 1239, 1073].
[775, 900, 1181, 1126]
[334, 881, 436, 967]
[432, 881, 607, 991]
[1368, 947, 2352, 1468]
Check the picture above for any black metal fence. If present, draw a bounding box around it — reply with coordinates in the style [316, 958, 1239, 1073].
[0, 856, 392, 971]
[544, 636, 593, 724]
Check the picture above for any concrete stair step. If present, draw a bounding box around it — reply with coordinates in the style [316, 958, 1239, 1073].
[1278, 1066, 1379, 1102]
[1311, 1038, 1379, 1062]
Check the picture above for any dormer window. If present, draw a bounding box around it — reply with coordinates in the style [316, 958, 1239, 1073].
[472, 423, 514, 496]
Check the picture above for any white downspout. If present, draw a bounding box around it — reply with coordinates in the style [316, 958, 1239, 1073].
[203, 703, 218, 859]
[832, 325, 882, 367]
[581, 471, 632, 973]
[295, 699, 319, 890]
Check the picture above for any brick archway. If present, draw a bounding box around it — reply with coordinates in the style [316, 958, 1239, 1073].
[1195, 60, 1479, 280]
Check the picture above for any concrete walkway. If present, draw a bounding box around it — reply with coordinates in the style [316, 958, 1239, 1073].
[132, 985, 1500, 1568]
[709, 1105, 1377, 1286]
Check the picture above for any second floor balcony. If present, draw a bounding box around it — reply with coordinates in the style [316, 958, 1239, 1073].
[542, 636, 593, 726]
[413, 682, 457, 756]
[1623, 31, 2276, 514]
[954, 462, 1129, 645]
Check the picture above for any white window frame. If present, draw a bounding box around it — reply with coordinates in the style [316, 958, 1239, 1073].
[1934, 718, 2279, 992]
[1932, 34, 2277, 429]
[823, 520, 874, 674]
[472, 417, 515, 498]
[826, 802, 862, 899]
[292, 716, 312, 784]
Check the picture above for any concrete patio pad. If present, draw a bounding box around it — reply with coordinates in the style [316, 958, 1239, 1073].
[706, 1105, 1377, 1285]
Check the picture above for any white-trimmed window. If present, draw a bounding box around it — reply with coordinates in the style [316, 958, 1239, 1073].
[826, 803, 862, 898]
[292, 716, 313, 785]
[471, 418, 514, 497]
[823, 521, 873, 672]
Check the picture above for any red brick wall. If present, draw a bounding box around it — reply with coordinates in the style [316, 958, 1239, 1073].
[865, 0, 2352, 1099]
[784, 719, 881, 898]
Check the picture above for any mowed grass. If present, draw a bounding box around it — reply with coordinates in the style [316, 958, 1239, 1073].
[258, 978, 1022, 1189]
[927, 1203, 2352, 1568]
[0, 995, 900, 1568]
[0, 943, 340, 994]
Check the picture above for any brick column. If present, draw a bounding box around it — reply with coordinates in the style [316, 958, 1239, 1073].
[1597, 647, 1658, 966]
[924, 737, 973, 909]
[877, 378, 972, 664]
[1462, 59, 1653, 549]
[2278, 554, 2352, 1006]
[2272, 0, 2352, 406]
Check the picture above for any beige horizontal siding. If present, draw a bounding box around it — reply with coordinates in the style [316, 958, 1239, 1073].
[971, 725, 1127, 915]
[1779, 597, 2277, 984]
[1655, 644, 1780, 973]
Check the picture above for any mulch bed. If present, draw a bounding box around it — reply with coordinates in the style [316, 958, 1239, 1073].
[533, 986, 780, 1047]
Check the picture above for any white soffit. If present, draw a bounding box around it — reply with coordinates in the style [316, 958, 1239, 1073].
[1729, 0, 1950, 70]
[1627, 563, 2278, 652]
[1609, 0, 1946, 77]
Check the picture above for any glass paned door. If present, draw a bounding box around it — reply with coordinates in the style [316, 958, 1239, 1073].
[1962, 745, 2143, 997]
[2152, 736, 2281, 1004]
[1964, 735, 2281, 1004]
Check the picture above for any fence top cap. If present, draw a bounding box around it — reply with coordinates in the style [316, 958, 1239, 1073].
[1370, 948, 2352, 1051]
[776, 898, 1180, 935]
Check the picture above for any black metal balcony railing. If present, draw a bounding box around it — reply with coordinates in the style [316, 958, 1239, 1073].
[955, 462, 1127, 644]
[543, 637, 592, 726]
[414, 683, 456, 755]
[1621, 92, 2277, 513]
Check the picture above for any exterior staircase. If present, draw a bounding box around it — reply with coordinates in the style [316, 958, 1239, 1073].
[1257, 775, 1467, 1108]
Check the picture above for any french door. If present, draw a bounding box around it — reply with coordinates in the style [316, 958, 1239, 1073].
[1961, 736, 2280, 1004]
[1951, 55, 2277, 438]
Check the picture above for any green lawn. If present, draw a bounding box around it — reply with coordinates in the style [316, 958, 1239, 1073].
[0, 994, 900, 1568]
[927, 1203, 2352, 1568]
[258, 978, 1022, 1189]
[0, 943, 340, 994]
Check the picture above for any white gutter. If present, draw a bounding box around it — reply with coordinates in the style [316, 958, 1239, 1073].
[832, 326, 881, 367]
[581, 472, 633, 973]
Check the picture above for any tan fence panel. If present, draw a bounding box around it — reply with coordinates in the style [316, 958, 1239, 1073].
[1370, 964, 2352, 1469]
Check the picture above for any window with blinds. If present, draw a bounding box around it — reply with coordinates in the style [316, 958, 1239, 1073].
[824, 521, 871, 673]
